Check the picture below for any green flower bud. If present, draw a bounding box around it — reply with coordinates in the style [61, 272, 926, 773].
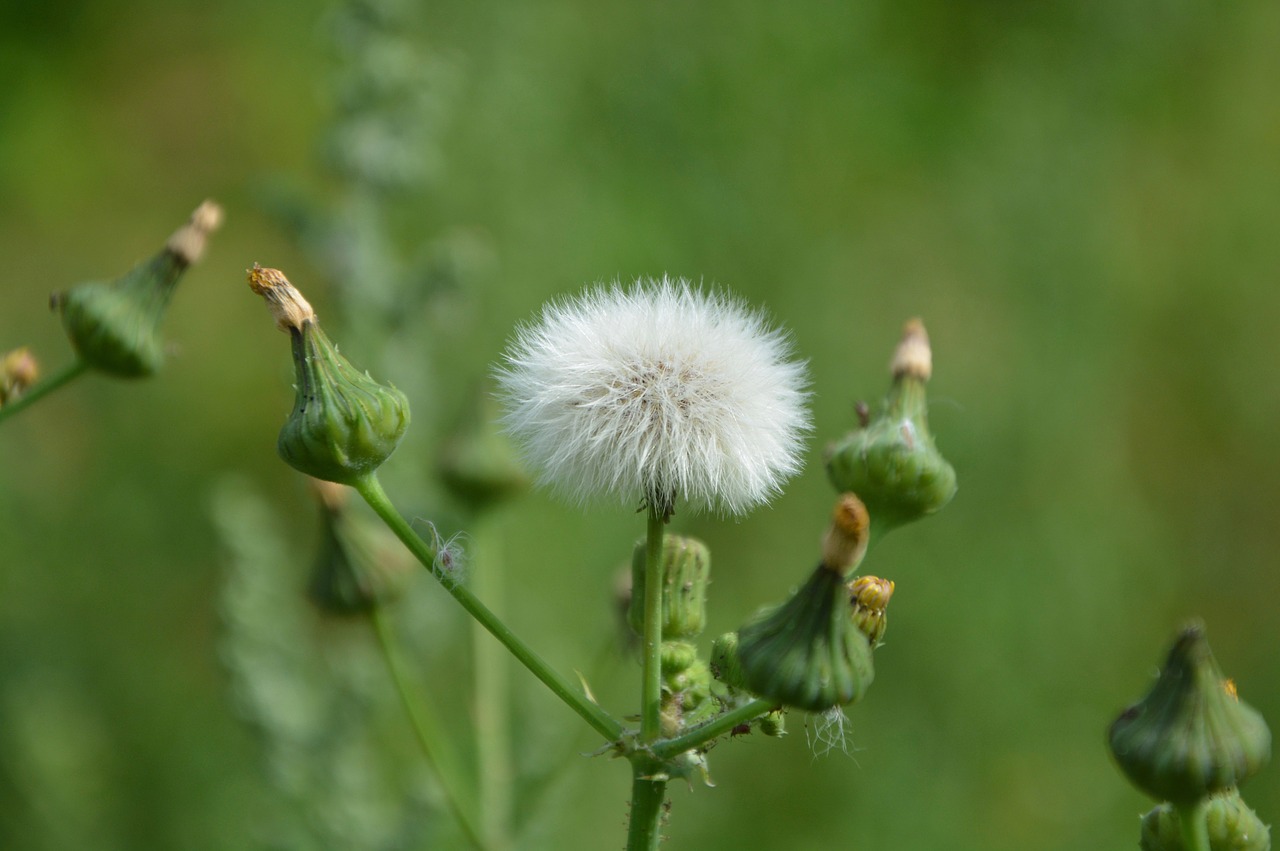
[849, 575, 895, 647]
[735, 561, 875, 712]
[52, 201, 222, 377]
[248, 265, 410, 485]
[1139, 789, 1271, 851]
[307, 479, 412, 615]
[825, 319, 957, 535]
[709, 631, 747, 691]
[439, 390, 528, 513]
[756, 708, 786, 738]
[1110, 624, 1271, 806]
[628, 535, 711, 641]
[660, 643, 716, 735]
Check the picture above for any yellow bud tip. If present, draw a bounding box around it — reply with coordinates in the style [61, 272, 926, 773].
[1224, 679, 1239, 700]
[166, 199, 224, 264]
[2, 347, 40, 395]
[890, 318, 932, 381]
[247, 264, 316, 332]
[849, 575, 894, 612]
[821, 492, 870, 573]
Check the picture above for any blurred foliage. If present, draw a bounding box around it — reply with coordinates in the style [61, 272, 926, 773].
[3, 0, 1280, 849]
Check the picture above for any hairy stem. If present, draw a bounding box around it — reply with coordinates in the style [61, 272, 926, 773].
[640, 505, 666, 743]
[625, 761, 668, 851]
[0, 359, 89, 425]
[652, 697, 776, 760]
[369, 605, 488, 851]
[354, 474, 626, 744]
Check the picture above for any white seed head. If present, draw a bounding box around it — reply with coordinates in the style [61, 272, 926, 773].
[496, 277, 811, 515]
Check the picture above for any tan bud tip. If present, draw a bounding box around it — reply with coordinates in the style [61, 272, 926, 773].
[821, 492, 870, 573]
[247, 264, 316, 331]
[890, 318, 932, 381]
[166, 200, 224, 264]
[849, 575, 895, 613]
[2, 347, 40, 394]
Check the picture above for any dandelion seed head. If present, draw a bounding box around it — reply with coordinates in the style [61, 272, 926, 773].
[496, 277, 811, 515]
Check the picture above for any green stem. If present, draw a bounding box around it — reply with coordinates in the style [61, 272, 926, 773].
[1176, 800, 1210, 851]
[0, 359, 89, 425]
[625, 762, 668, 851]
[651, 697, 776, 760]
[369, 605, 488, 851]
[354, 474, 626, 744]
[640, 506, 665, 743]
[470, 512, 514, 850]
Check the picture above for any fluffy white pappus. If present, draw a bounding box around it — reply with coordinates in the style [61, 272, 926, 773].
[496, 277, 811, 515]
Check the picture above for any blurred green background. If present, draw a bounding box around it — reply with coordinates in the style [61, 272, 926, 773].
[3, 1, 1279, 849]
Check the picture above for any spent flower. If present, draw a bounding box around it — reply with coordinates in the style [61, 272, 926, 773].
[496, 277, 809, 515]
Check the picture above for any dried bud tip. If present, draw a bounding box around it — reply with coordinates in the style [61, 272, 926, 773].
[248, 264, 316, 331]
[166, 200, 223, 264]
[890, 318, 932, 381]
[850, 575, 894, 612]
[821, 493, 870, 573]
[2, 347, 40, 392]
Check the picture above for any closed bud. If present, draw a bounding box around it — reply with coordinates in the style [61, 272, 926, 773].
[1110, 624, 1271, 806]
[1139, 789, 1271, 851]
[248, 265, 410, 485]
[825, 319, 956, 535]
[735, 561, 875, 712]
[849, 575, 895, 647]
[308, 479, 412, 614]
[660, 642, 716, 734]
[1, 347, 39, 405]
[756, 708, 786, 738]
[628, 535, 711, 641]
[709, 631, 747, 691]
[821, 493, 870, 575]
[53, 201, 221, 377]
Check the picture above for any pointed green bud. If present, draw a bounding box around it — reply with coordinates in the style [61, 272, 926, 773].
[849, 575, 895, 647]
[1110, 624, 1271, 806]
[628, 534, 711, 641]
[307, 479, 412, 615]
[248, 265, 410, 485]
[52, 201, 222, 377]
[756, 708, 786, 737]
[660, 642, 717, 734]
[710, 631, 747, 691]
[736, 560, 875, 712]
[1139, 789, 1271, 851]
[439, 389, 528, 513]
[825, 319, 957, 534]
[0, 347, 39, 406]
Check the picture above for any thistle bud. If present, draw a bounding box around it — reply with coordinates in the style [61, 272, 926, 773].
[1139, 789, 1270, 851]
[660, 643, 717, 734]
[1110, 624, 1271, 806]
[308, 479, 412, 614]
[52, 201, 222, 377]
[735, 560, 875, 712]
[822, 493, 870, 576]
[628, 535, 711, 641]
[825, 319, 957, 535]
[0, 347, 39, 405]
[756, 708, 786, 738]
[849, 575, 895, 647]
[709, 631, 747, 691]
[248, 265, 410, 485]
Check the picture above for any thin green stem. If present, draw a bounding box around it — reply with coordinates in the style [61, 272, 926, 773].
[651, 697, 776, 760]
[354, 474, 626, 744]
[0, 359, 89, 425]
[470, 512, 513, 850]
[640, 506, 665, 743]
[369, 605, 488, 851]
[1176, 800, 1210, 851]
[625, 762, 668, 851]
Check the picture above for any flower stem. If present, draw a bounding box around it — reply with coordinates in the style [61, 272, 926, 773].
[651, 697, 777, 760]
[640, 505, 666, 743]
[0, 359, 89, 425]
[1175, 800, 1210, 851]
[625, 761, 668, 851]
[369, 604, 489, 851]
[354, 473, 626, 744]
[470, 511, 514, 850]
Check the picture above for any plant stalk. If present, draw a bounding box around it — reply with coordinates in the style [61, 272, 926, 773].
[0, 359, 89, 425]
[625, 762, 668, 851]
[651, 697, 776, 760]
[1175, 800, 1210, 851]
[640, 505, 666, 743]
[354, 473, 626, 744]
[470, 511, 514, 850]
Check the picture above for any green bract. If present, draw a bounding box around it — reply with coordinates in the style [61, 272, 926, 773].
[629, 535, 711, 641]
[1140, 789, 1270, 851]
